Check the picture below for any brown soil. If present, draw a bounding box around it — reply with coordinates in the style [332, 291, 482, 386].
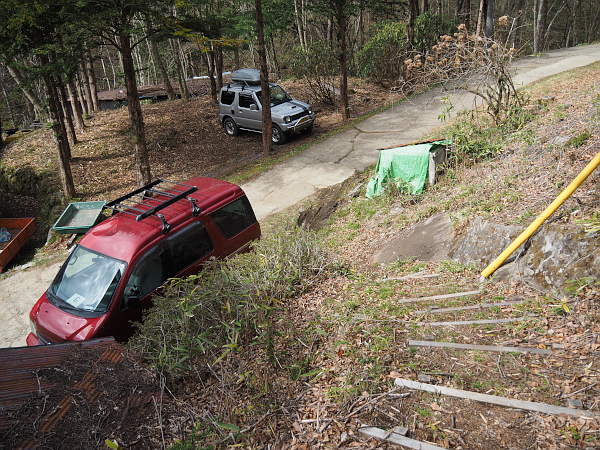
[0, 344, 183, 449]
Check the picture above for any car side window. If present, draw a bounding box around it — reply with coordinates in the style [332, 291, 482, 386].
[123, 244, 167, 306]
[166, 221, 213, 274]
[220, 91, 235, 105]
[122, 222, 214, 309]
[239, 94, 256, 109]
[209, 196, 257, 239]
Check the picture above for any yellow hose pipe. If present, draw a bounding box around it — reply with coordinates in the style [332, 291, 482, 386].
[481, 148, 600, 278]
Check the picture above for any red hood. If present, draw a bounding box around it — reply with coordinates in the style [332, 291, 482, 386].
[31, 292, 108, 342]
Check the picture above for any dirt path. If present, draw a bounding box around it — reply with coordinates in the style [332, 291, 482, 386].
[0, 262, 61, 347]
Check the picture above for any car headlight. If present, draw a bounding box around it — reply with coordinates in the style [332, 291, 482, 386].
[29, 318, 37, 337]
[308, 108, 312, 114]
[284, 116, 291, 123]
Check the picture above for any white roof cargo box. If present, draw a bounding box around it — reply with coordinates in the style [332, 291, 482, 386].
[231, 68, 261, 85]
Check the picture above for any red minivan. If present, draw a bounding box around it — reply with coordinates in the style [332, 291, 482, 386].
[27, 177, 261, 345]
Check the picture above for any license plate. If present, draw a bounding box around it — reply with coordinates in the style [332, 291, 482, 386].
[296, 116, 308, 125]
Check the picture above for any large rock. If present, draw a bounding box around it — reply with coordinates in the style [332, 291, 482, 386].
[373, 214, 453, 264]
[450, 217, 525, 267]
[520, 224, 599, 293]
[451, 217, 599, 293]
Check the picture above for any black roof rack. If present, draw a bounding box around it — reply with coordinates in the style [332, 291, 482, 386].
[103, 178, 200, 234]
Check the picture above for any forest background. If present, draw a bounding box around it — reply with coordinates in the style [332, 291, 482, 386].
[0, 0, 596, 196]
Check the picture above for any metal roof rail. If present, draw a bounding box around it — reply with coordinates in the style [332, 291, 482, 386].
[103, 178, 199, 233]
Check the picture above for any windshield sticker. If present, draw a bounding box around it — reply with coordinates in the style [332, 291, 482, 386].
[67, 293, 87, 307]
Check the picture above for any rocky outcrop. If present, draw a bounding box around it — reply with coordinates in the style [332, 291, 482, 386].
[452, 217, 599, 294]
[450, 217, 525, 268]
[0, 167, 44, 197]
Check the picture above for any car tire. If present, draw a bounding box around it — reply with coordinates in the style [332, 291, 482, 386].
[272, 125, 287, 145]
[304, 124, 314, 134]
[224, 118, 239, 136]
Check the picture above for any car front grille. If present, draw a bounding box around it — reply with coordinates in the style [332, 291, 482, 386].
[291, 111, 308, 121]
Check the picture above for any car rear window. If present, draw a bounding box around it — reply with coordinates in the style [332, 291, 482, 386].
[167, 221, 213, 273]
[220, 91, 235, 105]
[210, 196, 257, 239]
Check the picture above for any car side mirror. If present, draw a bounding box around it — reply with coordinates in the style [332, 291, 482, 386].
[250, 104, 258, 111]
[126, 295, 142, 309]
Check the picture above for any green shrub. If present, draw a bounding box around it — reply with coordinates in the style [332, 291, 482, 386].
[444, 104, 534, 166]
[413, 11, 460, 53]
[128, 227, 333, 382]
[356, 13, 459, 86]
[356, 21, 407, 85]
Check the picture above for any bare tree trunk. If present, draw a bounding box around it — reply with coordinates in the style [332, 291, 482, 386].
[80, 58, 94, 113]
[408, 0, 417, 50]
[420, 0, 429, 14]
[533, 0, 547, 53]
[40, 56, 75, 197]
[234, 46, 241, 70]
[587, 1, 600, 43]
[170, 39, 188, 102]
[544, 3, 566, 48]
[510, 0, 526, 49]
[134, 42, 146, 86]
[1, 80, 17, 126]
[145, 17, 176, 100]
[120, 34, 151, 186]
[476, 0, 486, 37]
[215, 43, 223, 92]
[67, 80, 86, 130]
[256, 0, 273, 154]
[562, 0, 581, 47]
[203, 52, 218, 104]
[4, 61, 44, 119]
[58, 78, 78, 146]
[86, 48, 100, 111]
[463, 0, 471, 31]
[75, 72, 89, 116]
[336, 0, 349, 121]
[456, 0, 464, 18]
[270, 35, 281, 79]
[294, 0, 306, 51]
[485, 0, 495, 39]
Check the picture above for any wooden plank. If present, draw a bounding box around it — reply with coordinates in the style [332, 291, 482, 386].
[359, 426, 445, 450]
[383, 272, 441, 281]
[418, 318, 526, 326]
[409, 340, 554, 355]
[414, 300, 526, 315]
[394, 378, 600, 418]
[397, 290, 481, 305]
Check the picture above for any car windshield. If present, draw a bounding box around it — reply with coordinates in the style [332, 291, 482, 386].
[256, 85, 292, 107]
[49, 245, 126, 313]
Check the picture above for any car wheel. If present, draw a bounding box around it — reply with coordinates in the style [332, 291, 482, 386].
[272, 125, 287, 145]
[224, 118, 239, 136]
[304, 124, 314, 134]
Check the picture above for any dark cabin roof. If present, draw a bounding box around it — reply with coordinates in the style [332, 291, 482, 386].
[98, 78, 211, 101]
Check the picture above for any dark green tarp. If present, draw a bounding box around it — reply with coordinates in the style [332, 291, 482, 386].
[366, 141, 449, 198]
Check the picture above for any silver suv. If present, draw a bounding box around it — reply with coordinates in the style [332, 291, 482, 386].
[219, 68, 315, 144]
